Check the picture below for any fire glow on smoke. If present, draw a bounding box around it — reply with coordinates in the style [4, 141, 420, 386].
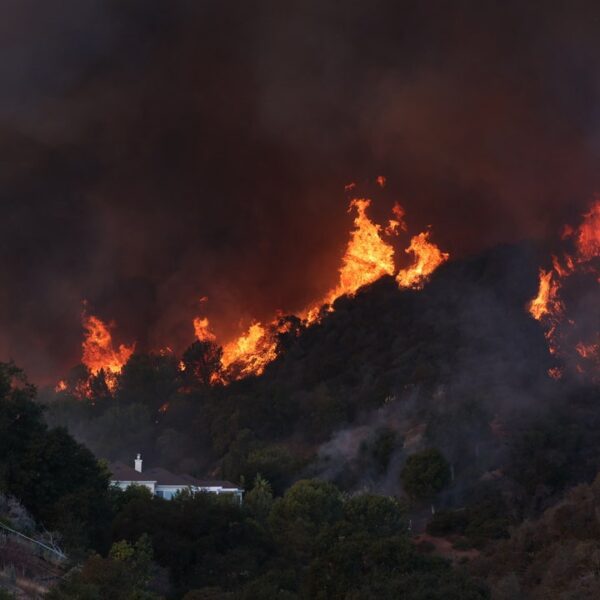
[71, 192, 449, 388]
[194, 195, 449, 381]
[62, 193, 599, 393]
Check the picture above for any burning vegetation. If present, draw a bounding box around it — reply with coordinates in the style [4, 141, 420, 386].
[81, 315, 135, 386]
[56, 186, 451, 394]
[396, 231, 450, 289]
[528, 199, 600, 379]
[193, 191, 449, 383]
[58, 190, 599, 394]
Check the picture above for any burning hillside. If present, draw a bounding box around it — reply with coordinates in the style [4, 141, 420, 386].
[54, 193, 600, 396]
[54, 188, 451, 393]
[528, 199, 600, 380]
[192, 192, 449, 381]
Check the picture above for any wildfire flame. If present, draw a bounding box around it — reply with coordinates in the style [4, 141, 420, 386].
[191, 194, 449, 383]
[396, 231, 450, 289]
[323, 198, 396, 303]
[221, 322, 278, 378]
[193, 317, 217, 342]
[384, 202, 407, 236]
[65, 185, 450, 390]
[575, 200, 600, 263]
[528, 269, 562, 321]
[529, 199, 600, 379]
[81, 314, 135, 379]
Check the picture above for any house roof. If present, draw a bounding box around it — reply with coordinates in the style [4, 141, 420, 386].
[109, 462, 156, 482]
[109, 462, 240, 490]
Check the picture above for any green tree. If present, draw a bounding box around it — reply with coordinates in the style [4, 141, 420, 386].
[245, 474, 274, 522]
[400, 448, 451, 502]
[343, 494, 406, 537]
[0, 362, 112, 552]
[268, 479, 343, 560]
[48, 536, 161, 600]
[117, 352, 180, 412]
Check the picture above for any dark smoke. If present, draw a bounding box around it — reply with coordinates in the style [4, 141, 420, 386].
[2, 0, 600, 383]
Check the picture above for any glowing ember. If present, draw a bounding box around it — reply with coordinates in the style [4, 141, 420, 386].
[575, 199, 600, 262]
[396, 231, 450, 289]
[551, 254, 574, 278]
[548, 367, 563, 380]
[81, 314, 135, 377]
[376, 175, 386, 188]
[55, 379, 67, 392]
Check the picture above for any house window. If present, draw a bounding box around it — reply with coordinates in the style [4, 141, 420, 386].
[156, 490, 164, 498]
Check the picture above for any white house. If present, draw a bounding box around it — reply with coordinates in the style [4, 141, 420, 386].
[109, 454, 243, 503]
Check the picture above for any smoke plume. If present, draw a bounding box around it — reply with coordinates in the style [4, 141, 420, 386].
[2, 0, 600, 382]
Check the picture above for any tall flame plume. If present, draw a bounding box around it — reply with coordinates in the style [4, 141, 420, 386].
[194, 191, 449, 382]
[81, 314, 135, 376]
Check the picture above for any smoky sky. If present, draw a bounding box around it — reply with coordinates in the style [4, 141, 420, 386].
[2, 0, 600, 383]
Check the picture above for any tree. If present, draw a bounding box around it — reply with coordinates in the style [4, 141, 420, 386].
[268, 480, 343, 559]
[0, 362, 112, 552]
[182, 341, 223, 389]
[0, 363, 46, 491]
[245, 474, 274, 522]
[48, 536, 161, 600]
[343, 494, 407, 537]
[117, 352, 180, 412]
[400, 449, 451, 503]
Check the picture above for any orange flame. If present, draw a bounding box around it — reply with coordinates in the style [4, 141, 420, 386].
[202, 198, 399, 379]
[331, 199, 397, 298]
[193, 316, 217, 342]
[81, 314, 135, 377]
[396, 231, 450, 289]
[221, 322, 278, 378]
[65, 190, 451, 390]
[191, 194, 450, 383]
[575, 199, 600, 263]
[55, 379, 67, 393]
[302, 198, 396, 323]
[385, 202, 407, 236]
[576, 342, 599, 359]
[528, 269, 562, 321]
[529, 199, 600, 379]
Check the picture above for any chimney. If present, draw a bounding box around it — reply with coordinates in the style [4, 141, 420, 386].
[134, 453, 143, 473]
